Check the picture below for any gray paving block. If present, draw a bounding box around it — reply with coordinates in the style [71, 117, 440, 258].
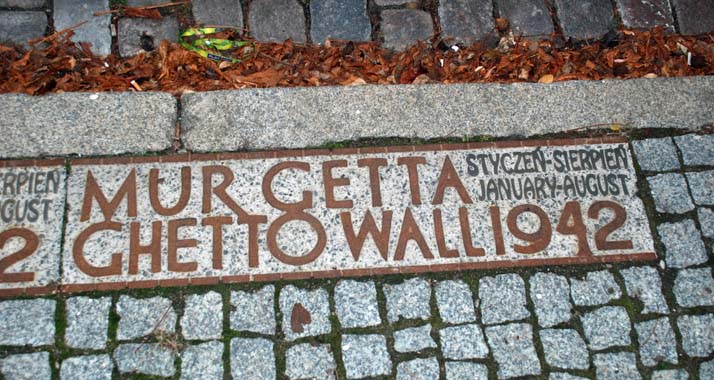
[495, 0, 553, 37]
[230, 285, 276, 335]
[341, 334, 392, 378]
[435, 280, 476, 324]
[0, 352, 51, 380]
[181, 291, 223, 340]
[0, 11, 46, 47]
[53, 0, 111, 55]
[334, 280, 381, 328]
[181, 341, 223, 380]
[632, 137, 680, 172]
[60, 355, 113, 380]
[675, 134, 714, 166]
[530, 272, 572, 327]
[635, 317, 678, 367]
[249, 0, 306, 43]
[192, 0, 243, 27]
[180, 77, 714, 152]
[569, 270, 621, 306]
[581, 306, 632, 350]
[485, 323, 541, 379]
[686, 171, 714, 206]
[674, 268, 714, 308]
[118, 16, 179, 57]
[394, 324, 436, 353]
[593, 352, 642, 380]
[384, 277, 431, 323]
[614, 0, 675, 30]
[647, 173, 694, 214]
[230, 338, 275, 380]
[620, 266, 669, 314]
[0, 92, 176, 157]
[310, 0, 370, 43]
[701, 360, 714, 379]
[672, 0, 714, 34]
[550, 374, 589, 380]
[540, 329, 589, 370]
[439, 324, 489, 360]
[0, 299, 55, 346]
[285, 343, 336, 380]
[479, 273, 529, 325]
[65, 296, 111, 349]
[279, 285, 331, 340]
[658, 219, 708, 269]
[396, 357, 439, 380]
[439, 0, 494, 45]
[677, 314, 714, 357]
[445, 361, 488, 380]
[381, 9, 433, 51]
[698, 207, 714, 238]
[0, 1, 45, 8]
[554, 0, 615, 40]
[116, 295, 176, 341]
[114, 343, 176, 377]
[652, 369, 690, 380]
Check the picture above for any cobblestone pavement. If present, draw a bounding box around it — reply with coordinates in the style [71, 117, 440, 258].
[1, 0, 714, 55]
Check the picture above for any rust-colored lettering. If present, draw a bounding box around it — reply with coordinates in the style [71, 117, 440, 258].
[357, 158, 387, 207]
[556, 201, 592, 256]
[262, 161, 312, 211]
[149, 167, 191, 216]
[459, 208, 485, 256]
[432, 156, 473, 205]
[588, 200, 633, 250]
[129, 221, 162, 275]
[201, 165, 248, 219]
[168, 218, 198, 273]
[394, 208, 433, 260]
[202, 216, 233, 270]
[433, 208, 459, 258]
[80, 169, 137, 221]
[267, 210, 326, 266]
[322, 160, 353, 209]
[490, 206, 506, 256]
[0, 228, 39, 283]
[73, 221, 123, 277]
[340, 210, 392, 261]
[238, 214, 268, 268]
[507, 204, 552, 254]
[397, 156, 426, 205]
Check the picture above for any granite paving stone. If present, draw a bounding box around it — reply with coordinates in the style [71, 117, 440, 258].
[698, 208, 714, 238]
[249, 0, 306, 43]
[620, 266, 669, 314]
[0, 0, 45, 8]
[539, 329, 589, 370]
[686, 171, 714, 205]
[0, 299, 55, 346]
[230, 338, 275, 380]
[647, 173, 695, 213]
[118, 16, 179, 57]
[334, 280, 381, 328]
[529, 272, 572, 327]
[396, 357, 439, 380]
[394, 324, 436, 353]
[191, 0, 243, 27]
[381, 9, 433, 51]
[435, 279, 476, 324]
[374, 0, 406, 4]
[116, 295, 176, 341]
[593, 352, 642, 380]
[677, 314, 714, 357]
[701, 360, 714, 379]
[310, 0, 371, 43]
[672, 0, 714, 35]
[439, 0, 494, 45]
[114, 343, 176, 377]
[181, 291, 223, 340]
[65, 296, 111, 349]
[439, 324, 489, 359]
[675, 134, 714, 166]
[674, 268, 714, 307]
[0, 352, 50, 380]
[0, 11, 46, 48]
[495, 0, 553, 37]
[280, 285, 331, 340]
[230, 285, 276, 335]
[479, 274, 529, 325]
[286, 343, 336, 380]
[652, 369, 690, 380]
[549, 374, 589, 380]
[342, 334, 392, 379]
[614, 0, 675, 30]
[569, 270, 622, 306]
[632, 137, 681, 172]
[181, 341, 223, 380]
[445, 361, 488, 380]
[384, 278, 431, 323]
[658, 219, 708, 268]
[485, 323, 541, 379]
[53, 0, 111, 55]
[581, 306, 632, 350]
[554, 0, 614, 40]
[635, 317, 679, 366]
[60, 355, 113, 380]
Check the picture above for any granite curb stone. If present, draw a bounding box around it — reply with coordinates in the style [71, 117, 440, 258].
[0, 352, 51, 380]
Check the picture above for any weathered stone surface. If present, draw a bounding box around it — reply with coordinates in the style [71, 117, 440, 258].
[230, 338, 275, 380]
[540, 329, 589, 370]
[570, 271, 622, 306]
[0, 299, 55, 346]
[485, 323, 541, 379]
[60, 355, 113, 380]
[479, 274, 529, 325]
[230, 285, 276, 335]
[672, 0, 714, 34]
[652, 369, 690, 380]
[495, 0, 553, 37]
[698, 207, 714, 238]
[181, 341, 223, 380]
[581, 306, 632, 350]
[384, 278, 431, 323]
[620, 266, 669, 314]
[182, 77, 714, 152]
[394, 324, 436, 353]
[554, 0, 614, 40]
[686, 171, 714, 205]
[439, 324, 489, 360]
[632, 137, 681, 172]
[286, 343, 336, 380]
[445, 361, 488, 380]
[549, 374, 589, 380]
[647, 173, 695, 213]
[181, 291, 223, 340]
[674, 268, 714, 307]
[335, 280, 381, 328]
[435, 280, 476, 324]
[677, 314, 714, 357]
[381, 9, 433, 51]
[191, 0, 243, 27]
[530, 272, 572, 327]
[118, 16, 179, 57]
[396, 357, 439, 380]
[114, 343, 176, 377]
[310, 0, 371, 43]
[0, 92, 176, 157]
[0, 0, 45, 8]
[439, 0, 494, 45]
[280, 285, 331, 340]
[374, 0, 405, 4]
[635, 317, 678, 367]
[658, 219, 708, 268]
[0, 352, 51, 380]
[53, 0, 111, 55]
[0, 11, 46, 47]
[342, 334, 392, 378]
[701, 360, 714, 379]
[614, 0, 675, 30]
[249, 0, 306, 43]
[593, 352, 642, 380]
[675, 134, 714, 166]
[65, 296, 111, 349]
[116, 296, 176, 340]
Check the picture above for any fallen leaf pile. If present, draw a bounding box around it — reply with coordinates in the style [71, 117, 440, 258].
[0, 27, 712, 96]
